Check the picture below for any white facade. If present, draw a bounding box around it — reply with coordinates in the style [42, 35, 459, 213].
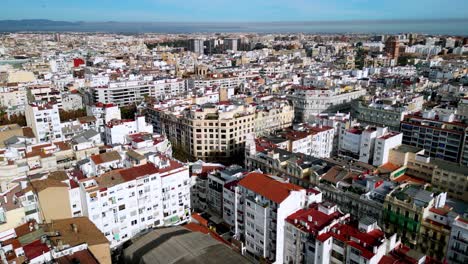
[86, 103, 122, 133]
[25, 102, 63, 143]
[446, 216, 468, 264]
[152, 78, 186, 99]
[62, 93, 83, 111]
[104, 116, 153, 145]
[91, 80, 151, 107]
[79, 158, 191, 248]
[372, 132, 403, 166]
[233, 172, 321, 263]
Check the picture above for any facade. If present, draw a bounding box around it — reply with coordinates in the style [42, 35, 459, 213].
[78, 157, 191, 248]
[352, 98, 420, 131]
[383, 185, 447, 250]
[287, 86, 366, 123]
[400, 111, 467, 164]
[104, 116, 153, 145]
[283, 202, 349, 264]
[372, 131, 403, 166]
[62, 92, 83, 111]
[153, 102, 293, 161]
[25, 102, 63, 143]
[233, 172, 321, 263]
[188, 39, 204, 54]
[224, 38, 239, 51]
[90, 80, 151, 107]
[152, 78, 186, 99]
[446, 216, 468, 264]
[86, 102, 122, 133]
[28, 85, 63, 108]
[431, 159, 468, 202]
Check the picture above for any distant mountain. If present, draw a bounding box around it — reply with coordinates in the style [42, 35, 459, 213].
[0, 19, 82, 31]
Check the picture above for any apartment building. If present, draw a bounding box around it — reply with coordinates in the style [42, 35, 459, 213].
[312, 113, 354, 155]
[285, 206, 396, 264]
[152, 78, 186, 99]
[78, 156, 191, 248]
[287, 85, 366, 122]
[319, 168, 396, 226]
[253, 100, 294, 137]
[446, 216, 468, 264]
[339, 126, 402, 165]
[283, 202, 349, 264]
[270, 124, 335, 158]
[372, 131, 403, 166]
[86, 102, 122, 133]
[233, 172, 321, 263]
[152, 101, 293, 162]
[187, 72, 256, 90]
[383, 185, 447, 250]
[245, 137, 333, 187]
[90, 80, 151, 107]
[0, 86, 27, 116]
[400, 110, 468, 163]
[431, 159, 468, 202]
[28, 85, 63, 108]
[104, 115, 153, 145]
[25, 102, 63, 143]
[206, 165, 246, 217]
[352, 95, 423, 131]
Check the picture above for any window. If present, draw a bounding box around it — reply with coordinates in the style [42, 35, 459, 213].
[131, 220, 137, 226]
[119, 205, 126, 211]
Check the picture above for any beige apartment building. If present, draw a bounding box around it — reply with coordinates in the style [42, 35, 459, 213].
[154, 101, 293, 161]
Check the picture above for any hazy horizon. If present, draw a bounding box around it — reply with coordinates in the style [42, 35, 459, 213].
[1, 18, 468, 35]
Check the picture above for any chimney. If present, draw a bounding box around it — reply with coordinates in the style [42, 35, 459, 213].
[308, 215, 313, 222]
[57, 239, 63, 250]
[72, 223, 78, 233]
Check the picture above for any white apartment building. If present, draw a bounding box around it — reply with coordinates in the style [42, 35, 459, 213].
[104, 116, 153, 145]
[188, 73, 256, 90]
[372, 132, 403, 166]
[91, 80, 151, 107]
[284, 202, 350, 264]
[288, 86, 366, 122]
[339, 126, 401, 164]
[0, 86, 27, 112]
[28, 86, 63, 108]
[25, 102, 63, 143]
[86, 102, 122, 133]
[233, 172, 321, 263]
[61, 93, 83, 111]
[446, 216, 468, 264]
[152, 78, 186, 99]
[78, 156, 191, 248]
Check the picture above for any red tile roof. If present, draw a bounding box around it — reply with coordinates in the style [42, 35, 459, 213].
[23, 240, 50, 260]
[286, 203, 343, 235]
[238, 172, 303, 203]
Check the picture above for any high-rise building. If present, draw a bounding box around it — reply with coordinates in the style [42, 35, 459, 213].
[188, 39, 204, 54]
[385, 36, 400, 59]
[232, 172, 322, 263]
[224, 38, 239, 52]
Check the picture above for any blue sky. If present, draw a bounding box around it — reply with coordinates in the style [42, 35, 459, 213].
[1, 0, 468, 22]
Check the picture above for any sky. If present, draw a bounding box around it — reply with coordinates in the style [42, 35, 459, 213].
[1, 0, 468, 22]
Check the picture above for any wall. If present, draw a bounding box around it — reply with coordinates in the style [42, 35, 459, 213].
[38, 187, 72, 223]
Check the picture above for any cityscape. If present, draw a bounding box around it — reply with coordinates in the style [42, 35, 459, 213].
[0, 1, 467, 264]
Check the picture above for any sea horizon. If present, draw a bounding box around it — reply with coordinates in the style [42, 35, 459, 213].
[1, 18, 468, 35]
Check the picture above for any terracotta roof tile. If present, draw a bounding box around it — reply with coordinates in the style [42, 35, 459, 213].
[238, 172, 303, 203]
